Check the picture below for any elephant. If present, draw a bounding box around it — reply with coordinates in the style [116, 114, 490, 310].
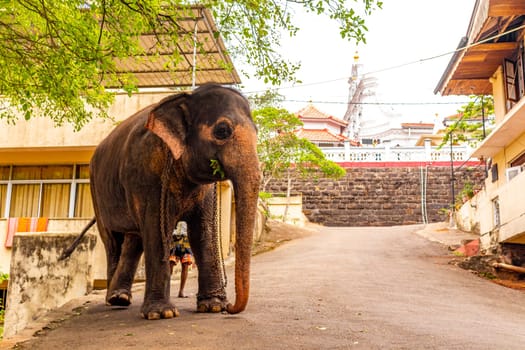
[88, 83, 260, 320]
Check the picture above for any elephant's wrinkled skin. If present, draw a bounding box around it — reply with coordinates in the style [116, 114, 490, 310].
[90, 84, 260, 320]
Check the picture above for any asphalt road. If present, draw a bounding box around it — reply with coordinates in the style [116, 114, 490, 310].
[7, 224, 525, 349]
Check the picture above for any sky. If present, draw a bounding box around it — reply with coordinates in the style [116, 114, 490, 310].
[241, 0, 477, 124]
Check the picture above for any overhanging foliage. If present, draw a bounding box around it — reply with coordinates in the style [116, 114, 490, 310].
[0, 0, 382, 130]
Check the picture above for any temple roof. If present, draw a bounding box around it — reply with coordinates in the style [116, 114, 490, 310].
[296, 104, 348, 127]
[295, 128, 358, 146]
[400, 123, 435, 129]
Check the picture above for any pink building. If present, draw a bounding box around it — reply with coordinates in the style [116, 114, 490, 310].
[295, 104, 359, 147]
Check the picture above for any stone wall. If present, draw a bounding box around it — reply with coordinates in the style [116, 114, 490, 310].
[3, 233, 97, 339]
[266, 164, 485, 227]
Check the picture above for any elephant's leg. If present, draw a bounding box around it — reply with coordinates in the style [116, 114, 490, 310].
[186, 191, 228, 313]
[99, 227, 123, 301]
[140, 217, 178, 320]
[107, 234, 143, 307]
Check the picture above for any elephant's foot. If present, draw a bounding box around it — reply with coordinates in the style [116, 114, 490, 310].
[140, 300, 180, 320]
[197, 296, 228, 313]
[106, 289, 132, 307]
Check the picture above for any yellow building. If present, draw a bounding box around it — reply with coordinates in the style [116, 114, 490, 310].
[435, 0, 525, 252]
[0, 6, 244, 276]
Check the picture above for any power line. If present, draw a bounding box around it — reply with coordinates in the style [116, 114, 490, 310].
[244, 23, 525, 94]
[366, 23, 525, 75]
[281, 99, 470, 106]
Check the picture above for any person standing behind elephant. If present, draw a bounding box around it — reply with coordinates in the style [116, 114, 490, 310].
[169, 221, 194, 298]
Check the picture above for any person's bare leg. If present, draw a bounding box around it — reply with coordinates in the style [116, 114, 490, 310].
[178, 263, 189, 298]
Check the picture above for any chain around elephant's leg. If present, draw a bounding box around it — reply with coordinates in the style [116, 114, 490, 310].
[196, 287, 228, 313]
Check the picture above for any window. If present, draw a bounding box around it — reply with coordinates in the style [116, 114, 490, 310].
[506, 166, 523, 182]
[492, 197, 501, 228]
[517, 43, 525, 98]
[491, 163, 499, 183]
[0, 166, 9, 218]
[505, 152, 525, 182]
[510, 151, 525, 168]
[504, 59, 518, 102]
[361, 138, 380, 145]
[0, 165, 94, 219]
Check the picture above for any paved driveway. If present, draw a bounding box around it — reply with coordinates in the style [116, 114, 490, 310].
[6, 224, 525, 349]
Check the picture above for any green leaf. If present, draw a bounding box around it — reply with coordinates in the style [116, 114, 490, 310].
[210, 159, 225, 179]
[252, 97, 345, 192]
[0, 0, 381, 129]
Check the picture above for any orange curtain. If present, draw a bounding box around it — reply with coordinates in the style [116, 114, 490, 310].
[0, 184, 6, 219]
[9, 184, 39, 217]
[75, 183, 94, 217]
[41, 183, 70, 218]
[5, 217, 49, 248]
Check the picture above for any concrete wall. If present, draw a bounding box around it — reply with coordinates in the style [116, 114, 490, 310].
[266, 165, 485, 227]
[266, 195, 307, 227]
[456, 195, 480, 234]
[0, 219, 104, 278]
[3, 232, 97, 339]
[496, 170, 525, 244]
[0, 91, 174, 150]
[490, 66, 506, 125]
[0, 90, 175, 165]
[488, 132, 525, 192]
[463, 169, 525, 251]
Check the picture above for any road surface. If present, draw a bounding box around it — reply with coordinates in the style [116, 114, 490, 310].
[7, 224, 525, 349]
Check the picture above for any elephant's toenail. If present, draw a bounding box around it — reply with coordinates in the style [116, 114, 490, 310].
[211, 305, 222, 313]
[147, 312, 161, 320]
[163, 310, 174, 319]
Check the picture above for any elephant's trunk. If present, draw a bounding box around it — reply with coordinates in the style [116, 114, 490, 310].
[226, 167, 260, 314]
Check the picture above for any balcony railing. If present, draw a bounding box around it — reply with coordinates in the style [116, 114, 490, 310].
[321, 140, 472, 163]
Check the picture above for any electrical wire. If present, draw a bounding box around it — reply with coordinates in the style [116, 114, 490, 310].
[244, 23, 525, 95]
[280, 99, 470, 106]
[366, 23, 525, 76]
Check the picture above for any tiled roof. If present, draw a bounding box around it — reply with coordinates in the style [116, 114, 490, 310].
[295, 128, 359, 145]
[110, 6, 240, 88]
[296, 104, 348, 126]
[401, 123, 434, 129]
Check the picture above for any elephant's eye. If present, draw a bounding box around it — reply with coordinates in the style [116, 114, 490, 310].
[213, 121, 233, 140]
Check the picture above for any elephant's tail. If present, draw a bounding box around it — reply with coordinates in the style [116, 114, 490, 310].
[59, 217, 96, 261]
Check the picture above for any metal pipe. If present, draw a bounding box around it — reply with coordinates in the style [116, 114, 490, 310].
[481, 95, 486, 139]
[481, 95, 488, 178]
[192, 15, 198, 90]
[493, 262, 525, 274]
[450, 131, 455, 212]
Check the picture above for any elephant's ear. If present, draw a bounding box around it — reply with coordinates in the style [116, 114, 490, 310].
[145, 93, 190, 160]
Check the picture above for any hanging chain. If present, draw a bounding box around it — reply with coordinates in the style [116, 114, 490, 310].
[160, 148, 172, 262]
[160, 150, 226, 291]
[214, 182, 227, 289]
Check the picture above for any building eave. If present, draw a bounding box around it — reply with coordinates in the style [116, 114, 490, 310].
[472, 98, 525, 158]
[435, 0, 525, 96]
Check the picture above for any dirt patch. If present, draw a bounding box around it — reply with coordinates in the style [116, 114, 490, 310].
[454, 254, 525, 292]
[252, 220, 317, 256]
[492, 279, 525, 290]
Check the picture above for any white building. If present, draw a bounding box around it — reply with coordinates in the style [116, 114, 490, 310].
[343, 54, 435, 147]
